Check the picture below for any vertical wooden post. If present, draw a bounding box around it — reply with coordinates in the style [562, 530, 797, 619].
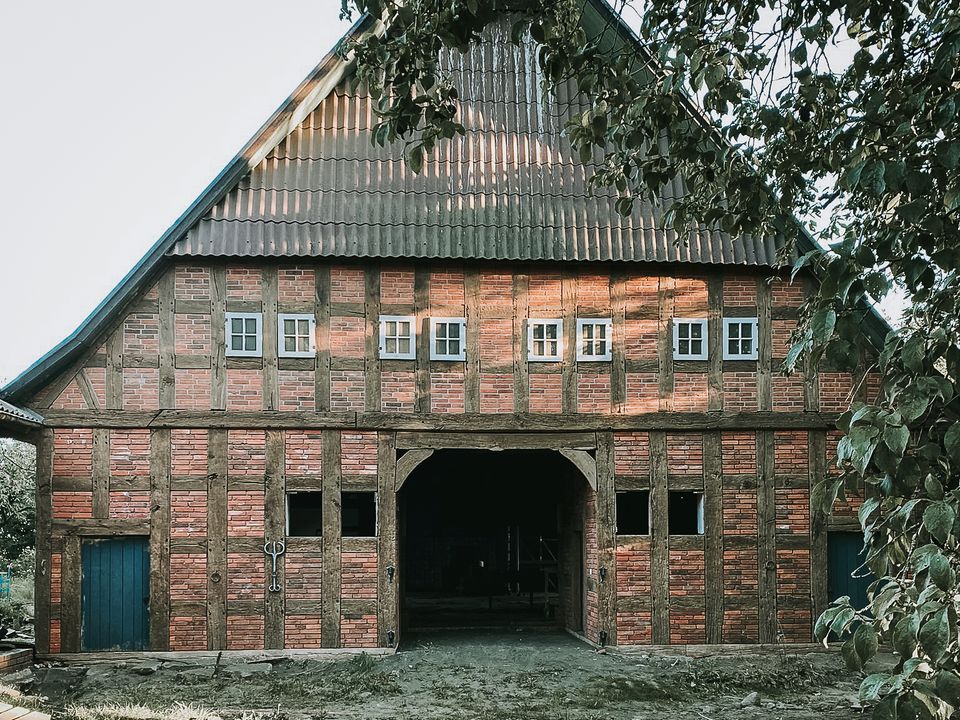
[315, 265, 331, 413]
[610, 272, 627, 413]
[756, 279, 773, 411]
[561, 271, 577, 414]
[264, 430, 285, 649]
[149, 428, 171, 650]
[206, 429, 228, 650]
[657, 278, 675, 411]
[703, 431, 724, 643]
[414, 268, 431, 413]
[92, 429, 110, 519]
[210, 267, 227, 411]
[512, 272, 529, 414]
[707, 277, 724, 411]
[757, 430, 778, 642]
[60, 536, 81, 652]
[595, 432, 617, 645]
[809, 430, 829, 621]
[377, 432, 398, 647]
[364, 268, 381, 413]
[158, 270, 176, 409]
[464, 269, 481, 413]
[649, 431, 670, 643]
[262, 267, 279, 411]
[34, 429, 54, 654]
[321, 429, 342, 647]
[106, 328, 123, 410]
[803, 276, 820, 412]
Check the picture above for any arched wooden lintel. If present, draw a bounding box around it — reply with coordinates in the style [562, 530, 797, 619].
[394, 448, 434, 492]
[558, 448, 597, 491]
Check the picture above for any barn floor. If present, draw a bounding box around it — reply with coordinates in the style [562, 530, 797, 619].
[7, 630, 877, 720]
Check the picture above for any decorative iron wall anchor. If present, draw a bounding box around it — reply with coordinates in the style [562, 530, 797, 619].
[264, 540, 285, 592]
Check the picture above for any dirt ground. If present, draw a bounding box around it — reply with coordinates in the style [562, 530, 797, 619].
[6, 631, 875, 720]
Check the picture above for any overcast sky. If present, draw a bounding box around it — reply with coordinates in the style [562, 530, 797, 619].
[0, 0, 352, 383]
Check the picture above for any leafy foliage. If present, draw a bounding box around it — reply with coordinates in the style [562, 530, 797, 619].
[340, 0, 959, 714]
[0, 439, 35, 566]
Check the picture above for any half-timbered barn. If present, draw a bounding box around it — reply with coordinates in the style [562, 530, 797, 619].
[1, 0, 887, 655]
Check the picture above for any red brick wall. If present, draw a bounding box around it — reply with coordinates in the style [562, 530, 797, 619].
[480, 374, 513, 413]
[227, 615, 264, 650]
[674, 373, 708, 412]
[225, 369, 263, 410]
[52, 380, 86, 409]
[227, 491, 265, 537]
[330, 267, 364, 303]
[285, 615, 323, 649]
[171, 491, 207, 538]
[108, 491, 150, 519]
[341, 432, 377, 475]
[171, 429, 208, 475]
[278, 370, 315, 411]
[170, 616, 207, 651]
[341, 615, 377, 647]
[285, 430, 324, 474]
[342, 551, 378, 600]
[227, 268, 262, 300]
[285, 548, 323, 601]
[170, 554, 206, 601]
[381, 270, 414, 304]
[123, 313, 159, 355]
[330, 370, 365, 411]
[175, 266, 210, 300]
[430, 371, 466, 413]
[614, 432, 650, 477]
[228, 430, 266, 476]
[123, 368, 160, 410]
[381, 371, 415, 412]
[529, 374, 562, 413]
[53, 429, 92, 476]
[279, 266, 315, 303]
[577, 372, 610, 413]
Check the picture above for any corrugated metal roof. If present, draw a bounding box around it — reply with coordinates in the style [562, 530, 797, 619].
[0, 398, 43, 426]
[171, 21, 785, 266]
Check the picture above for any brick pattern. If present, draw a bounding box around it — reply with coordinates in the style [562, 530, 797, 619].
[284, 615, 323, 648]
[285, 431, 324, 474]
[669, 549, 705, 598]
[341, 431, 378, 475]
[723, 276, 757, 306]
[380, 270, 414, 304]
[285, 549, 323, 600]
[775, 489, 810, 534]
[225, 369, 263, 410]
[226, 268, 262, 300]
[724, 608, 759, 643]
[227, 491, 265, 537]
[624, 276, 659, 310]
[330, 267, 365, 303]
[771, 277, 805, 307]
[528, 373, 562, 413]
[723, 490, 757, 534]
[330, 370, 365, 411]
[50, 620, 61, 654]
[480, 374, 513, 413]
[171, 491, 207, 538]
[52, 380, 86, 409]
[53, 429, 93, 476]
[50, 553, 62, 604]
[175, 369, 211, 409]
[479, 319, 512, 366]
[819, 373, 855, 412]
[674, 277, 708, 314]
[175, 266, 210, 300]
[330, 317, 364, 357]
[616, 540, 651, 596]
[772, 374, 805, 412]
[623, 319, 659, 359]
[771, 319, 794, 358]
[340, 614, 377, 647]
[85, 367, 107, 408]
[171, 429, 208, 475]
[674, 373, 708, 412]
[776, 548, 811, 595]
[577, 275, 609, 307]
[170, 616, 207, 650]
[228, 430, 266, 476]
[614, 432, 650, 477]
[430, 371, 466, 413]
[616, 610, 652, 645]
[123, 368, 159, 410]
[123, 313, 160, 354]
[528, 273, 562, 308]
[342, 551, 378, 600]
[670, 610, 707, 644]
[430, 270, 465, 306]
[278, 267, 315, 303]
[175, 314, 211, 354]
[625, 373, 658, 412]
[279, 370, 316, 411]
[721, 432, 756, 473]
[170, 554, 207, 600]
[109, 491, 150, 519]
[774, 432, 808, 474]
[52, 492, 93, 519]
[666, 433, 703, 475]
[227, 615, 264, 650]
[381, 371, 415, 412]
[110, 430, 150, 476]
[227, 552, 265, 601]
[577, 372, 610, 413]
[479, 272, 512, 303]
[723, 372, 758, 411]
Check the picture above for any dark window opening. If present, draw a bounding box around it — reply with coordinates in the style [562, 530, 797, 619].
[342, 491, 377, 537]
[616, 491, 650, 534]
[668, 491, 704, 535]
[287, 492, 323, 537]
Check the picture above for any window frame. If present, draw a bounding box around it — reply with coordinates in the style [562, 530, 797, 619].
[378, 315, 416, 360]
[576, 318, 613, 362]
[672, 318, 709, 361]
[429, 317, 467, 361]
[615, 489, 651, 536]
[527, 318, 564, 362]
[277, 313, 317, 358]
[224, 312, 263, 358]
[668, 490, 705, 535]
[341, 491, 378, 538]
[285, 491, 323, 538]
[722, 317, 759, 361]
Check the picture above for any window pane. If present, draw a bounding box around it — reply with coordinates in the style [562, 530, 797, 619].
[398, 322, 410, 336]
[598, 324, 607, 340]
[679, 324, 689, 339]
[386, 338, 397, 354]
[284, 319, 295, 335]
[691, 339, 702, 355]
[534, 340, 544, 356]
[742, 338, 753, 354]
[679, 339, 689, 355]
[448, 323, 460, 339]
[583, 324, 594, 340]
[728, 339, 738, 355]
[597, 339, 607, 355]
[547, 339, 557, 356]
[545, 324, 558, 340]
[742, 323, 753, 338]
[449, 339, 460, 355]
[399, 338, 410, 354]
[231, 318, 243, 333]
[728, 324, 740, 339]
[245, 318, 257, 334]
[436, 323, 448, 340]
[533, 325, 544, 340]
[581, 339, 591, 355]
[245, 336, 257, 351]
[298, 337, 310, 352]
[285, 337, 296, 352]
[231, 336, 243, 351]
[690, 323, 702, 339]
[386, 321, 397, 337]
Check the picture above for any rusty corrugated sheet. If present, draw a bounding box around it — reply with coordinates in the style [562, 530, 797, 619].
[171, 21, 784, 266]
[0, 398, 43, 426]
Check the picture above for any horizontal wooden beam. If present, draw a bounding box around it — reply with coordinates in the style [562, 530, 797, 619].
[395, 431, 597, 450]
[38, 409, 841, 431]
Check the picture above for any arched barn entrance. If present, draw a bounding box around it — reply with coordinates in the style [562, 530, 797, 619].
[397, 447, 595, 634]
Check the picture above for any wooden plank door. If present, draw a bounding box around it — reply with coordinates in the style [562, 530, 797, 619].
[81, 537, 150, 651]
[827, 531, 872, 610]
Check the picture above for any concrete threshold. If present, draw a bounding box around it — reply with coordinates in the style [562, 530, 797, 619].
[37, 647, 396, 665]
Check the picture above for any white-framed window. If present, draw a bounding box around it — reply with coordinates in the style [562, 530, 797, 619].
[527, 319, 563, 361]
[723, 318, 759, 360]
[668, 491, 705, 535]
[576, 318, 613, 361]
[672, 318, 708, 360]
[278, 313, 316, 358]
[430, 317, 466, 361]
[379, 315, 416, 360]
[225, 312, 263, 357]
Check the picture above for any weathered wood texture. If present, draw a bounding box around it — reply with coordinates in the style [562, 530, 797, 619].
[149, 429, 171, 650]
[378, 433, 398, 646]
[264, 430, 285, 649]
[206, 429, 228, 649]
[321, 429, 342, 647]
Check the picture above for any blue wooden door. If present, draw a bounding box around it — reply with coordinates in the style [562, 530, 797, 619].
[827, 532, 872, 609]
[81, 537, 150, 651]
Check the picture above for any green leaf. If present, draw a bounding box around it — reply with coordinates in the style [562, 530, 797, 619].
[884, 424, 909, 456]
[854, 623, 879, 664]
[934, 670, 960, 708]
[811, 308, 837, 343]
[406, 144, 424, 174]
[918, 607, 949, 661]
[927, 552, 952, 592]
[859, 160, 886, 195]
[872, 694, 898, 720]
[902, 337, 926, 373]
[893, 613, 919, 658]
[841, 636, 862, 670]
[923, 502, 956, 544]
[859, 673, 890, 703]
[945, 424, 960, 463]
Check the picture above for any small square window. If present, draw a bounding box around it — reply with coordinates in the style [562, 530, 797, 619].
[287, 492, 323, 537]
[668, 491, 704, 535]
[527, 319, 563, 361]
[379, 315, 416, 360]
[616, 490, 650, 535]
[225, 312, 263, 357]
[723, 318, 759, 360]
[576, 319, 613, 361]
[342, 492, 377, 537]
[430, 317, 466, 361]
[278, 313, 316, 358]
[673, 319, 708, 360]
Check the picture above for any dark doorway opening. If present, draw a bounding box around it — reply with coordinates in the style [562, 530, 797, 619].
[399, 449, 590, 633]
